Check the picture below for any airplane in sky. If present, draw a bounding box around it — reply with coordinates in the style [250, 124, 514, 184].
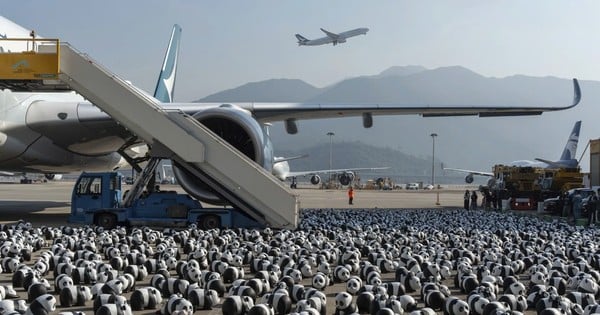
[0, 16, 582, 205]
[295, 27, 369, 46]
[271, 156, 388, 188]
[445, 120, 582, 184]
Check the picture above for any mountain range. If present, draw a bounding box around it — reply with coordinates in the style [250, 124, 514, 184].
[195, 65, 598, 174]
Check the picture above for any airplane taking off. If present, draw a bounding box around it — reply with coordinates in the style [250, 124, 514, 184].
[445, 121, 582, 184]
[0, 16, 582, 206]
[295, 27, 369, 46]
[271, 156, 388, 188]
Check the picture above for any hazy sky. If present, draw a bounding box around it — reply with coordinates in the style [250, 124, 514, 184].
[3, 2, 600, 175]
[4, 1, 600, 102]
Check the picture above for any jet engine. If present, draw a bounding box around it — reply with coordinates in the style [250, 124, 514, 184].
[339, 172, 355, 186]
[172, 105, 272, 205]
[310, 175, 321, 185]
[44, 174, 63, 181]
[465, 174, 474, 184]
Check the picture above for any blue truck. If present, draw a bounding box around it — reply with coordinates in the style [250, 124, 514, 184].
[69, 172, 264, 230]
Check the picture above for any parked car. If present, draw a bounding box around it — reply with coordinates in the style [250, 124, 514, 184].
[406, 183, 419, 190]
[424, 184, 435, 190]
[543, 188, 595, 215]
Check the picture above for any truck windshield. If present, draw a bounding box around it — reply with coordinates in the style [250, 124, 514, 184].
[76, 176, 102, 195]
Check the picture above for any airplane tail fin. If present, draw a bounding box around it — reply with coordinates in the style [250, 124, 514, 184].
[153, 24, 182, 103]
[534, 120, 582, 168]
[295, 34, 308, 45]
[559, 120, 581, 161]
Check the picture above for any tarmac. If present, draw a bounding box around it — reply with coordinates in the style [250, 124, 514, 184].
[0, 181, 469, 226]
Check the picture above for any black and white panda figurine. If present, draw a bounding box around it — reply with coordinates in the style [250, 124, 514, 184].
[123, 264, 148, 282]
[25, 294, 56, 315]
[222, 295, 255, 315]
[345, 276, 362, 296]
[93, 294, 128, 313]
[444, 297, 469, 315]
[71, 266, 98, 284]
[311, 272, 330, 290]
[383, 282, 406, 297]
[96, 302, 133, 315]
[130, 287, 163, 311]
[467, 294, 489, 315]
[260, 292, 292, 315]
[59, 285, 93, 307]
[334, 292, 357, 315]
[247, 303, 275, 315]
[0, 299, 27, 314]
[497, 294, 527, 312]
[54, 274, 74, 294]
[187, 288, 220, 310]
[160, 295, 194, 315]
[410, 307, 438, 315]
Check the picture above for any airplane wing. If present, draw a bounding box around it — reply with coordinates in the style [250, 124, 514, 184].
[320, 28, 339, 39]
[161, 78, 581, 123]
[286, 166, 389, 179]
[444, 167, 493, 177]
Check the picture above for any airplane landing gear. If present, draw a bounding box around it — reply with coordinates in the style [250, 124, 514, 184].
[290, 177, 297, 189]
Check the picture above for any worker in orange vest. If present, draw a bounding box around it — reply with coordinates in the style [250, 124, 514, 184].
[348, 187, 354, 205]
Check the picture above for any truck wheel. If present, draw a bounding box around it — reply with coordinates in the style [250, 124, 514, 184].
[199, 214, 221, 230]
[96, 213, 117, 230]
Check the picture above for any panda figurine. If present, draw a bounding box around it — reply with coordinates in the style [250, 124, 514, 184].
[25, 294, 56, 315]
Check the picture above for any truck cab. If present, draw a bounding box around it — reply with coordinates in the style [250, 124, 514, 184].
[69, 172, 264, 230]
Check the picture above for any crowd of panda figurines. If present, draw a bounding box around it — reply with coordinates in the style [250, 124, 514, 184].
[3, 209, 600, 315]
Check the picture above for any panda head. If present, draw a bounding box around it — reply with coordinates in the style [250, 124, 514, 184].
[335, 292, 352, 309]
[33, 294, 56, 313]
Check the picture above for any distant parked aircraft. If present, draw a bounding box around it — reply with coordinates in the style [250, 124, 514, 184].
[445, 121, 582, 183]
[272, 156, 388, 188]
[295, 27, 369, 46]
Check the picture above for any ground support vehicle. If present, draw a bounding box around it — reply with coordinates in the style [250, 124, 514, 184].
[68, 171, 264, 230]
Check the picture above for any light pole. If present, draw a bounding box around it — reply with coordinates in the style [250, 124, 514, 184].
[430, 133, 437, 187]
[327, 132, 335, 183]
[431, 133, 440, 205]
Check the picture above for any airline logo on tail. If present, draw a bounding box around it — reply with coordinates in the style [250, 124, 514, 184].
[153, 24, 181, 103]
[559, 120, 581, 161]
[534, 120, 581, 168]
[295, 34, 309, 45]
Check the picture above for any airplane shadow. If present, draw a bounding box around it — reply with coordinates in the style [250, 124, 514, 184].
[0, 201, 71, 225]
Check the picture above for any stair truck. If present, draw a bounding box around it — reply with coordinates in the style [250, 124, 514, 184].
[68, 171, 265, 230]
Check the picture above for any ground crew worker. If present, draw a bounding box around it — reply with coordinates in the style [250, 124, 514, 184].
[572, 191, 582, 225]
[463, 190, 470, 210]
[588, 191, 598, 226]
[348, 187, 354, 205]
[470, 191, 478, 210]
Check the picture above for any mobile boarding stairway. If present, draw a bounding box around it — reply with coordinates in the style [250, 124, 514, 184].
[0, 38, 298, 229]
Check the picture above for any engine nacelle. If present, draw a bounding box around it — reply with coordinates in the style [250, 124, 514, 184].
[310, 175, 321, 185]
[465, 174, 474, 184]
[339, 172, 355, 186]
[172, 105, 272, 205]
[44, 174, 63, 181]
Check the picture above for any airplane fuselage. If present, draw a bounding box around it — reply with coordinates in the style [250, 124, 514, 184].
[0, 90, 128, 173]
[297, 27, 369, 46]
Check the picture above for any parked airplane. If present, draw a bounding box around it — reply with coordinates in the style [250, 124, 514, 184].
[445, 120, 582, 184]
[295, 27, 369, 46]
[271, 156, 388, 188]
[0, 16, 582, 205]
